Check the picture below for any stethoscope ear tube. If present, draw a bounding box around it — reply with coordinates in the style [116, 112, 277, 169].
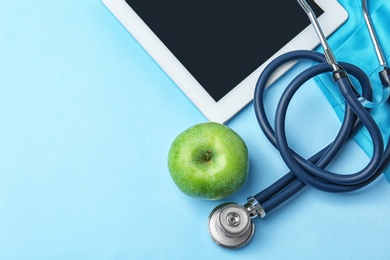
[255, 50, 386, 194]
[379, 68, 390, 87]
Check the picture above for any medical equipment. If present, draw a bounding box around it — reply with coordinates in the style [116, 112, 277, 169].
[208, 0, 390, 249]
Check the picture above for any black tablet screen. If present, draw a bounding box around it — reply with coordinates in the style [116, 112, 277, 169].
[125, 1, 323, 101]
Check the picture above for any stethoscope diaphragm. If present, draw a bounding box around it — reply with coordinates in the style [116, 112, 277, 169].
[208, 203, 255, 249]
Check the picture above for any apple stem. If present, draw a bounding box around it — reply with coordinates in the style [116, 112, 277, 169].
[205, 150, 212, 161]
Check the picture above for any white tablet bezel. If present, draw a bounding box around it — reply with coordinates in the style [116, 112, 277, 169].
[102, 0, 348, 123]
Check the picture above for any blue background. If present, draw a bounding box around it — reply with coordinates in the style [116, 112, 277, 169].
[0, 0, 389, 259]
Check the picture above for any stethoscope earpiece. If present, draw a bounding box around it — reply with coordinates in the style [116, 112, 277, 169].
[208, 203, 255, 249]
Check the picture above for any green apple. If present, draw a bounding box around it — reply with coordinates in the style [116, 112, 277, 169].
[167, 122, 249, 200]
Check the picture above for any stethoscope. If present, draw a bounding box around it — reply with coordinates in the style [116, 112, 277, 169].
[208, 0, 390, 249]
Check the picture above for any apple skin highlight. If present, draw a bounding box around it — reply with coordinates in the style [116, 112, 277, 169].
[168, 122, 249, 200]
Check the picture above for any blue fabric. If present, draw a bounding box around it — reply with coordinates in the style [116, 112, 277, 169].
[314, 0, 390, 182]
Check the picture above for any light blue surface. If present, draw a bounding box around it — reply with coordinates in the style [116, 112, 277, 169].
[0, 0, 389, 259]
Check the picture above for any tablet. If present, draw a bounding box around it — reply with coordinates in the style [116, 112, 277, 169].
[102, 0, 348, 123]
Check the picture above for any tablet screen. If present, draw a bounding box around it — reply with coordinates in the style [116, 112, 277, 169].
[125, 1, 323, 102]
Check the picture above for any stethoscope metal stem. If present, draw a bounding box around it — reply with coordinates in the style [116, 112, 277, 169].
[300, 0, 389, 106]
[297, 0, 339, 72]
[363, 0, 388, 69]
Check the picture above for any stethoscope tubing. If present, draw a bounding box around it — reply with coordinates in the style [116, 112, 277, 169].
[275, 63, 384, 185]
[253, 50, 390, 213]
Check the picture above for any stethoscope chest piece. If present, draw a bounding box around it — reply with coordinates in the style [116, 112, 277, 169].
[208, 203, 255, 249]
